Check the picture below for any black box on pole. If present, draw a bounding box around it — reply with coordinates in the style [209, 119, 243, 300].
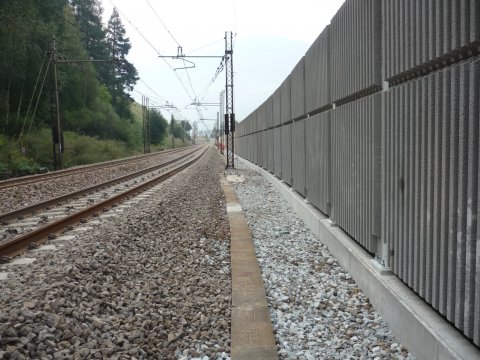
[224, 114, 230, 135]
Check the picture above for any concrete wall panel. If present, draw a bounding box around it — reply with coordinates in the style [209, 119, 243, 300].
[382, 60, 480, 346]
[280, 76, 292, 124]
[305, 112, 332, 215]
[274, 127, 282, 178]
[292, 120, 306, 196]
[291, 57, 306, 119]
[262, 130, 268, 169]
[305, 26, 331, 113]
[331, 93, 381, 253]
[273, 88, 281, 126]
[281, 124, 292, 185]
[267, 129, 274, 173]
[266, 96, 273, 129]
[256, 132, 263, 167]
[257, 104, 266, 131]
[382, 0, 480, 81]
[330, 0, 381, 102]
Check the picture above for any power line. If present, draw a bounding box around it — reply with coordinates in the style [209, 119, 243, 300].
[138, 1, 202, 112]
[19, 51, 49, 141]
[144, 0, 181, 47]
[109, 2, 197, 102]
[187, 39, 224, 54]
[109, 2, 221, 130]
[197, 57, 225, 101]
[109, 1, 210, 122]
[24, 57, 53, 145]
[138, 79, 166, 101]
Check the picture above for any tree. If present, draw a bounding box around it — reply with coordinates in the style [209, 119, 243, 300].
[149, 109, 168, 145]
[0, 0, 54, 136]
[69, 0, 110, 85]
[105, 8, 138, 118]
[180, 120, 192, 133]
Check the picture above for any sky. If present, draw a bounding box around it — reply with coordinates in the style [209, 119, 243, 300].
[99, 0, 345, 132]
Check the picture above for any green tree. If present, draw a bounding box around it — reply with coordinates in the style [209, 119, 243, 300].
[70, 0, 110, 85]
[180, 120, 192, 133]
[0, 0, 54, 137]
[149, 109, 168, 145]
[105, 8, 138, 118]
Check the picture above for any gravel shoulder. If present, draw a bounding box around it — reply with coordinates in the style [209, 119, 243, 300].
[0, 148, 231, 360]
[228, 159, 416, 360]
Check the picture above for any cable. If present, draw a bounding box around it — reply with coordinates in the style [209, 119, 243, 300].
[182, 60, 199, 100]
[187, 39, 224, 55]
[24, 57, 53, 145]
[140, 0, 202, 108]
[110, 1, 219, 130]
[109, 2, 200, 109]
[197, 57, 224, 101]
[18, 51, 48, 140]
[144, 0, 181, 47]
[138, 79, 166, 101]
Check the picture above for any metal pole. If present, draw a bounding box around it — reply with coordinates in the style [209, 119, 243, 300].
[216, 111, 220, 147]
[142, 96, 146, 154]
[49, 37, 62, 170]
[147, 97, 150, 153]
[224, 31, 235, 168]
[220, 90, 225, 155]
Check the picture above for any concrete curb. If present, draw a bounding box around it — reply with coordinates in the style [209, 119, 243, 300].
[220, 176, 278, 360]
[237, 157, 480, 360]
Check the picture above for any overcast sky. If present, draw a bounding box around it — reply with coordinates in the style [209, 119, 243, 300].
[99, 0, 344, 131]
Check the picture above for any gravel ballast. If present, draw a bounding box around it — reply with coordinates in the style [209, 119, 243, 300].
[0, 149, 231, 360]
[0, 148, 197, 216]
[228, 159, 415, 360]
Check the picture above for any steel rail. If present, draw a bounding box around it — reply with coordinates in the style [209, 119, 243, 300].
[0, 147, 202, 223]
[0, 146, 208, 258]
[0, 146, 197, 190]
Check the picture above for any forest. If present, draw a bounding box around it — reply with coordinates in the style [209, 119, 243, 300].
[0, 0, 191, 176]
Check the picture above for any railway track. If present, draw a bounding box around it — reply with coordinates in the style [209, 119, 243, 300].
[0, 146, 194, 190]
[0, 145, 208, 259]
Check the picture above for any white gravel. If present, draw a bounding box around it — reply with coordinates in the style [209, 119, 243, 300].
[228, 159, 416, 360]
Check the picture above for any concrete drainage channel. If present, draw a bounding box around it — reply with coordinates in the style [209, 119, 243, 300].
[222, 175, 277, 360]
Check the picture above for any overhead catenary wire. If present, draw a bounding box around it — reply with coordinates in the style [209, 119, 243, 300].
[141, 0, 223, 131]
[143, 0, 201, 105]
[197, 57, 225, 101]
[138, 79, 166, 101]
[144, 0, 181, 48]
[109, 1, 220, 133]
[107, 1, 196, 103]
[187, 38, 224, 55]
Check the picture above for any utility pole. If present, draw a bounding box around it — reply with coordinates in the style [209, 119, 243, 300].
[45, 42, 125, 169]
[48, 37, 63, 170]
[142, 96, 150, 153]
[157, 33, 234, 162]
[216, 111, 220, 147]
[219, 90, 225, 155]
[224, 31, 235, 168]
